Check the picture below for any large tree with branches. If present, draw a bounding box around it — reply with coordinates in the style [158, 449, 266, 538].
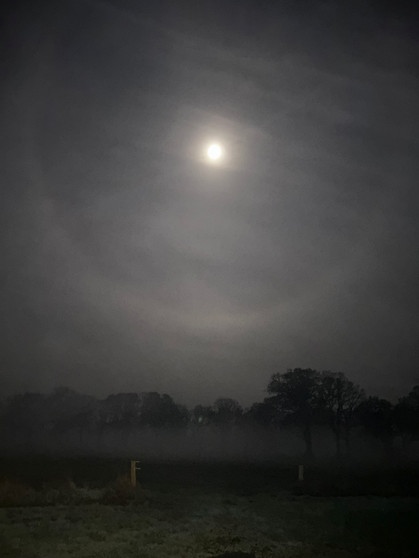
[318, 372, 365, 458]
[267, 368, 321, 459]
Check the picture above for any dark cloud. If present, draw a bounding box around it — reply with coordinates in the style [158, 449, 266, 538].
[1, 0, 418, 404]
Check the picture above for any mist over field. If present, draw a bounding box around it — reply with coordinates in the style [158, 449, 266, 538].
[2, 366, 419, 466]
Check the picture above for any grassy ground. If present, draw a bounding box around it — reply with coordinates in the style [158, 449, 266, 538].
[0, 458, 418, 557]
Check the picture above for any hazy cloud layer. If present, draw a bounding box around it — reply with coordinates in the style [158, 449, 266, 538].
[1, 0, 418, 404]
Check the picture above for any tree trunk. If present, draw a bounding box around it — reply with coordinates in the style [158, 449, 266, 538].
[382, 435, 394, 462]
[401, 434, 411, 457]
[335, 428, 342, 460]
[344, 427, 351, 457]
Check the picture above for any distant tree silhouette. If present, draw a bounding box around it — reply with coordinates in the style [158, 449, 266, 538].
[357, 396, 395, 458]
[267, 368, 321, 459]
[139, 392, 189, 428]
[212, 398, 243, 427]
[4, 380, 419, 462]
[3, 393, 47, 446]
[394, 386, 419, 452]
[46, 387, 97, 444]
[98, 393, 141, 432]
[318, 372, 364, 458]
[244, 398, 280, 427]
[191, 404, 215, 426]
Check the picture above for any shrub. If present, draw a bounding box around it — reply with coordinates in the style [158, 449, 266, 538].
[101, 475, 140, 505]
[0, 479, 34, 507]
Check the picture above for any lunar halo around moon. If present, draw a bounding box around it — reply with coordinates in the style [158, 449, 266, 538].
[206, 142, 223, 162]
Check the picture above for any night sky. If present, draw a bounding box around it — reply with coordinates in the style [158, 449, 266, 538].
[1, 0, 418, 405]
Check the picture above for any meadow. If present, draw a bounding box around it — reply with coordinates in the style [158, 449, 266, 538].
[0, 458, 418, 557]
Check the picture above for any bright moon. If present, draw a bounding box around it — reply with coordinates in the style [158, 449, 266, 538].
[206, 143, 223, 161]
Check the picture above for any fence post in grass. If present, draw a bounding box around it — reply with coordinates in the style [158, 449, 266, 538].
[298, 464, 304, 482]
[130, 460, 137, 487]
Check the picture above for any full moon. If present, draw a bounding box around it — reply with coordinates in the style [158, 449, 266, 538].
[206, 143, 223, 161]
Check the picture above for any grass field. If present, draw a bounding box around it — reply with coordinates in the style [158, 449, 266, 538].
[0, 458, 418, 557]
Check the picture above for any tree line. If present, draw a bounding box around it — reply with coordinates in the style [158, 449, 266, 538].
[1, 369, 418, 460]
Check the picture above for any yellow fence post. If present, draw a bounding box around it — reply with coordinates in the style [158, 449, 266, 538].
[298, 464, 304, 482]
[130, 460, 137, 487]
